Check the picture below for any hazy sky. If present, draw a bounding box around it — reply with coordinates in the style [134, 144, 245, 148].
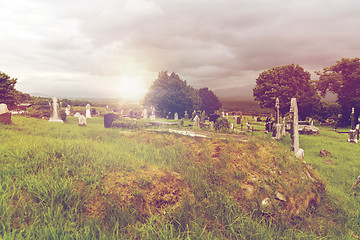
[1, 0, 360, 100]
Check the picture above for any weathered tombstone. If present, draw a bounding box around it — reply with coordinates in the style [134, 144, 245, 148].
[290, 98, 301, 155]
[226, 113, 229, 119]
[179, 118, 184, 127]
[0, 103, 11, 124]
[348, 107, 358, 143]
[65, 107, 70, 116]
[209, 121, 215, 130]
[174, 112, 178, 120]
[184, 111, 189, 120]
[104, 113, 117, 128]
[143, 109, 148, 119]
[222, 112, 225, 118]
[272, 98, 283, 140]
[201, 111, 205, 123]
[193, 115, 200, 128]
[85, 103, 91, 118]
[74, 112, 81, 118]
[49, 97, 63, 123]
[78, 115, 87, 126]
[191, 110, 196, 120]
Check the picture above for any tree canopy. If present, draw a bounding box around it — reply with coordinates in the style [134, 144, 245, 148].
[317, 58, 360, 125]
[0, 71, 20, 106]
[198, 87, 222, 115]
[143, 71, 221, 117]
[253, 64, 320, 120]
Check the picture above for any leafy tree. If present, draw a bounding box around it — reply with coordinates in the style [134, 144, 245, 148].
[253, 64, 320, 120]
[144, 71, 201, 117]
[0, 71, 19, 106]
[316, 58, 360, 125]
[198, 87, 222, 115]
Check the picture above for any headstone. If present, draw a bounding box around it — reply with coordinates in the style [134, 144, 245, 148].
[104, 113, 117, 128]
[193, 115, 200, 128]
[85, 103, 91, 118]
[65, 107, 70, 116]
[78, 115, 87, 126]
[179, 118, 184, 127]
[143, 109, 148, 119]
[209, 121, 215, 130]
[150, 107, 156, 120]
[226, 113, 229, 119]
[201, 111, 205, 123]
[0, 104, 11, 124]
[121, 109, 124, 116]
[191, 110, 196, 120]
[231, 123, 234, 131]
[222, 112, 225, 118]
[0, 103, 9, 114]
[275, 98, 280, 124]
[174, 112, 178, 120]
[49, 97, 63, 123]
[184, 111, 189, 120]
[74, 112, 81, 118]
[237, 116, 241, 124]
[348, 108, 358, 143]
[106, 105, 110, 112]
[290, 98, 299, 153]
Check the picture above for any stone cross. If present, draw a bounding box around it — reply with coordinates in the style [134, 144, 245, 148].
[290, 98, 299, 153]
[275, 98, 280, 124]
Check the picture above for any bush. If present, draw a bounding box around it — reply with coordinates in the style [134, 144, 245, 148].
[112, 119, 146, 129]
[215, 117, 230, 133]
[60, 110, 67, 122]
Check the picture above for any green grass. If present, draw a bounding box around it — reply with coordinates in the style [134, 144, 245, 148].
[0, 115, 358, 239]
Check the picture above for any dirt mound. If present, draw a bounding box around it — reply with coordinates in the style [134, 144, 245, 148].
[80, 166, 192, 219]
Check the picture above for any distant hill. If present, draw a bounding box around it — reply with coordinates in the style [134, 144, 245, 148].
[214, 84, 255, 101]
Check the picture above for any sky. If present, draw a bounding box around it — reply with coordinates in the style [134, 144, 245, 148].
[1, 0, 360, 101]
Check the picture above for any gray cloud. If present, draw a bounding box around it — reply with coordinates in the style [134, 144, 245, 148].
[1, 0, 360, 98]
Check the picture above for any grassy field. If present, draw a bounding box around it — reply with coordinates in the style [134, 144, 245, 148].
[1, 115, 360, 239]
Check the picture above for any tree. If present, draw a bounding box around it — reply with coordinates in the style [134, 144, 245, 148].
[143, 71, 201, 117]
[253, 64, 320, 120]
[0, 71, 19, 106]
[316, 58, 360, 125]
[198, 88, 222, 115]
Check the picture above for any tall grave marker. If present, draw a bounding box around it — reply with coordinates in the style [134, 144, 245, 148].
[348, 107, 358, 143]
[289, 98, 299, 153]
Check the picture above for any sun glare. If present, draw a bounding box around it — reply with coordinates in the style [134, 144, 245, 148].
[119, 76, 148, 102]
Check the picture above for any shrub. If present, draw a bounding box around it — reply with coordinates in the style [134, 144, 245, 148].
[112, 119, 146, 129]
[215, 117, 230, 132]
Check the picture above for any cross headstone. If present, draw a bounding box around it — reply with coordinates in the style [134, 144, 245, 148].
[290, 98, 299, 153]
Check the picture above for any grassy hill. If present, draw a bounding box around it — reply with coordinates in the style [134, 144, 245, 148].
[0, 116, 359, 239]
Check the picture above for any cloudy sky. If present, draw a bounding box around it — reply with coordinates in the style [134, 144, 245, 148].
[1, 0, 360, 100]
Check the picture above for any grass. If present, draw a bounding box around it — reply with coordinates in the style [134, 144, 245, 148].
[0, 115, 358, 239]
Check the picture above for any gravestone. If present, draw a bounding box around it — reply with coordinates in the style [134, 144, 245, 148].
[143, 109, 148, 119]
[74, 112, 81, 118]
[85, 103, 91, 118]
[184, 111, 189, 120]
[193, 115, 200, 128]
[209, 121, 215, 130]
[106, 105, 110, 112]
[179, 118, 184, 127]
[237, 115, 241, 124]
[49, 97, 63, 123]
[65, 107, 70, 116]
[201, 111, 205, 123]
[226, 113, 229, 119]
[272, 98, 283, 140]
[290, 98, 300, 154]
[0, 103, 11, 124]
[222, 112, 225, 118]
[191, 110, 196, 120]
[174, 112, 178, 120]
[104, 113, 117, 128]
[78, 115, 87, 126]
[348, 107, 358, 143]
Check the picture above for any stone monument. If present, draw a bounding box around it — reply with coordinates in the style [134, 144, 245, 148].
[0, 103, 11, 124]
[184, 111, 189, 120]
[143, 109, 148, 119]
[85, 103, 91, 118]
[290, 98, 301, 155]
[193, 115, 200, 128]
[174, 112, 178, 120]
[78, 115, 87, 126]
[272, 98, 283, 140]
[210, 121, 215, 130]
[201, 111, 205, 123]
[49, 97, 63, 123]
[348, 107, 358, 143]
